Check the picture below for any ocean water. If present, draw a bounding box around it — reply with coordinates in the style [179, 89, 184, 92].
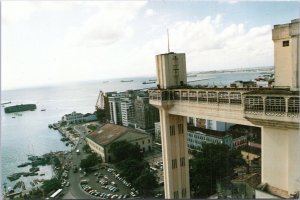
[0, 71, 263, 192]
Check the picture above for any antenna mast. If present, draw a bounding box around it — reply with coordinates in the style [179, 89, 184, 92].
[167, 29, 170, 53]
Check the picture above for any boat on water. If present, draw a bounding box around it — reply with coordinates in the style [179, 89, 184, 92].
[120, 80, 133, 82]
[142, 81, 156, 84]
[4, 104, 37, 113]
[41, 109, 46, 111]
[1, 101, 11, 105]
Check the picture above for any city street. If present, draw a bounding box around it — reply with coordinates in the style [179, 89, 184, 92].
[62, 124, 96, 199]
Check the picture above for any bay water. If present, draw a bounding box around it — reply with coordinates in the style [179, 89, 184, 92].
[0, 71, 263, 192]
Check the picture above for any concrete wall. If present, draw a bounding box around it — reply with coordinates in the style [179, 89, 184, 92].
[156, 53, 187, 89]
[262, 127, 299, 194]
[273, 19, 299, 89]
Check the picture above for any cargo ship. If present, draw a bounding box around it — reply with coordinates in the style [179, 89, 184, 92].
[4, 104, 37, 113]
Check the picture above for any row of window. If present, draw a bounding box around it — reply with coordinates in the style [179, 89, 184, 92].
[170, 124, 184, 136]
[172, 189, 187, 198]
[135, 139, 151, 146]
[171, 157, 186, 169]
[245, 96, 299, 113]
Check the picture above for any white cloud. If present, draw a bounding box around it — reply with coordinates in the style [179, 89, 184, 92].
[126, 15, 273, 74]
[2, 1, 74, 24]
[65, 1, 147, 47]
[145, 9, 156, 17]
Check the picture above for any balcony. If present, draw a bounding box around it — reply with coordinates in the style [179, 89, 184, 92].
[149, 88, 299, 127]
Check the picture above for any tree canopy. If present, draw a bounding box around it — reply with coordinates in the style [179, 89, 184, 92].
[95, 109, 106, 122]
[110, 140, 143, 162]
[42, 178, 60, 195]
[80, 153, 101, 171]
[110, 140, 158, 195]
[190, 143, 245, 198]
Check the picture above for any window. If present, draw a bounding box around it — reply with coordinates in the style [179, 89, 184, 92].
[265, 97, 285, 113]
[244, 96, 263, 112]
[170, 125, 175, 136]
[178, 124, 184, 134]
[174, 191, 179, 199]
[288, 97, 299, 113]
[283, 40, 289, 47]
[182, 188, 186, 198]
[180, 157, 185, 167]
[219, 92, 229, 103]
[208, 92, 218, 103]
[198, 92, 207, 102]
[172, 159, 177, 169]
[230, 92, 241, 104]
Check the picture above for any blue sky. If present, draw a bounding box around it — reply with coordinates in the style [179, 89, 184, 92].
[2, 1, 299, 90]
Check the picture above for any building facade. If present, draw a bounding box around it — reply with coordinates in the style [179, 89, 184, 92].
[135, 96, 159, 131]
[62, 111, 84, 124]
[120, 98, 136, 127]
[187, 127, 233, 150]
[86, 123, 152, 162]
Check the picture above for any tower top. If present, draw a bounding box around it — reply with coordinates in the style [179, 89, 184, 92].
[167, 29, 170, 53]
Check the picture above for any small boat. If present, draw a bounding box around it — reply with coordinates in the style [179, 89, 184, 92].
[12, 117, 15, 118]
[120, 80, 133, 82]
[41, 109, 46, 111]
[1, 101, 11, 105]
[143, 81, 156, 84]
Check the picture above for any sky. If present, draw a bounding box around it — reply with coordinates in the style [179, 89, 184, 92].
[1, 1, 299, 90]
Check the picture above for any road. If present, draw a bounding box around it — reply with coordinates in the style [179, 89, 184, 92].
[63, 124, 97, 199]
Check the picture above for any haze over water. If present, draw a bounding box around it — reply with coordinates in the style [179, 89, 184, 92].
[1, 71, 265, 192]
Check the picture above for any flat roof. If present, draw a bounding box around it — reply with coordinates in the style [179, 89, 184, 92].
[87, 123, 150, 146]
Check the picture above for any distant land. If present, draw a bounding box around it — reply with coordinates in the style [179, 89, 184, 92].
[187, 66, 274, 75]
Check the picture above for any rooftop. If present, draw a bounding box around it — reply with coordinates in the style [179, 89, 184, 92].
[240, 146, 261, 155]
[87, 123, 150, 146]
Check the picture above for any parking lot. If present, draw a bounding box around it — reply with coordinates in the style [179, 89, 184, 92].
[78, 165, 139, 199]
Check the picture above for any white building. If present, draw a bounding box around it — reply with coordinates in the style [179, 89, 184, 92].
[120, 98, 135, 127]
[62, 111, 84, 124]
[187, 127, 233, 150]
[206, 120, 234, 132]
[109, 96, 122, 125]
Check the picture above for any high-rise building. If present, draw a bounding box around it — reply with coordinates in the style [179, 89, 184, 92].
[120, 98, 136, 127]
[135, 96, 159, 132]
[109, 95, 122, 125]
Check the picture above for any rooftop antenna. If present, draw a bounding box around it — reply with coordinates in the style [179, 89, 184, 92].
[167, 29, 170, 53]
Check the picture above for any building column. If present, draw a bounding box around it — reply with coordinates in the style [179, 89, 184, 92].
[261, 126, 300, 195]
[159, 108, 190, 199]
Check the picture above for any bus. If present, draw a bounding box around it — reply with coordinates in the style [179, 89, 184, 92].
[50, 188, 63, 199]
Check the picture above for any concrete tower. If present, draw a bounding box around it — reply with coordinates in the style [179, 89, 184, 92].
[273, 19, 299, 89]
[156, 52, 190, 199]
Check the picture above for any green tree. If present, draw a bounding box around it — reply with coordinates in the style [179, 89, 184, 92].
[133, 169, 158, 195]
[110, 141, 143, 162]
[53, 157, 61, 167]
[82, 144, 91, 153]
[116, 159, 149, 182]
[190, 143, 245, 198]
[95, 109, 106, 122]
[42, 178, 60, 195]
[80, 153, 100, 171]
